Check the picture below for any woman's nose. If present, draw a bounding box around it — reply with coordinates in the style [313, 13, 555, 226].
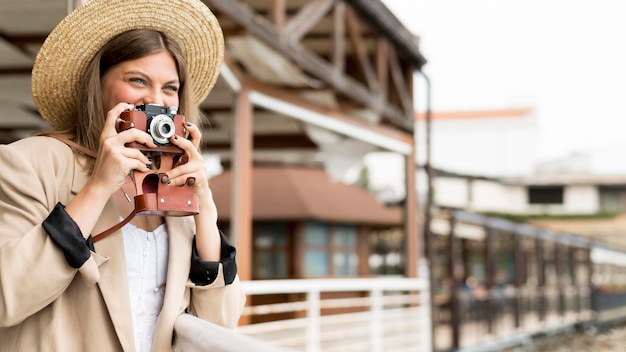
[142, 90, 164, 106]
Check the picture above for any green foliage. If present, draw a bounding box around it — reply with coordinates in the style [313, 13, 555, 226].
[352, 164, 370, 190]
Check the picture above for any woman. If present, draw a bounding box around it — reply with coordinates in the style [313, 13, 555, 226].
[0, 0, 245, 351]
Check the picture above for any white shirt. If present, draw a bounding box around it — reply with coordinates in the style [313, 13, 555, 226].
[122, 221, 169, 352]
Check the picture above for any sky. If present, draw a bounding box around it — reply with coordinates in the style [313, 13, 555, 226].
[381, 0, 626, 175]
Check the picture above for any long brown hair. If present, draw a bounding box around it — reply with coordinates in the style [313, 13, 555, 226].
[46, 29, 198, 172]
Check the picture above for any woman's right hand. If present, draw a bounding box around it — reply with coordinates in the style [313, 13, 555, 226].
[89, 102, 157, 197]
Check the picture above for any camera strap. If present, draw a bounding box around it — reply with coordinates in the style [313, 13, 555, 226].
[48, 135, 138, 243]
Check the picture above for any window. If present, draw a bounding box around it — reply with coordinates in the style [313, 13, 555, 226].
[528, 186, 563, 204]
[253, 222, 288, 279]
[304, 222, 329, 276]
[599, 186, 626, 213]
[303, 221, 359, 277]
[333, 225, 358, 275]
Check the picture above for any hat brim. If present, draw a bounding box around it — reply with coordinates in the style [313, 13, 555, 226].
[31, 0, 224, 130]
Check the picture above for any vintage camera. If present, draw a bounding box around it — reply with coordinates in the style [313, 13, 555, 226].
[116, 104, 198, 217]
[118, 104, 187, 154]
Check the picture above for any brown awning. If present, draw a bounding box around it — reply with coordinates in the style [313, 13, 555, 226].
[211, 166, 402, 226]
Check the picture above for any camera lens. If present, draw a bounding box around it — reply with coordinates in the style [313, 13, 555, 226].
[149, 114, 176, 144]
[160, 124, 172, 135]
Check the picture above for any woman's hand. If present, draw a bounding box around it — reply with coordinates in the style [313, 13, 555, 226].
[65, 102, 158, 239]
[166, 121, 221, 261]
[90, 102, 157, 196]
[164, 122, 213, 202]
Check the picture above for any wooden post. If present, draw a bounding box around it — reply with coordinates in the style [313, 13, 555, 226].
[405, 148, 418, 278]
[231, 87, 253, 283]
[404, 53, 418, 279]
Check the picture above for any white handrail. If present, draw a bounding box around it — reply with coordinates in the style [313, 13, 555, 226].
[241, 277, 429, 294]
[173, 314, 293, 352]
[238, 277, 432, 352]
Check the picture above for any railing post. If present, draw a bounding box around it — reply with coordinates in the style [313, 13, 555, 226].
[420, 289, 433, 352]
[447, 214, 461, 349]
[370, 289, 383, 352]
[307, 290, 321, 352]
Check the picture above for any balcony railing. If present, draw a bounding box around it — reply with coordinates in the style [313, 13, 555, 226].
[236, 277, 431, 352]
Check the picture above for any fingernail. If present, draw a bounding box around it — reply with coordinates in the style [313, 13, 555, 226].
[186, 122, 192, 126]
[161, 175, 169, 184]
[174, 135, 178, 140]
[186, 177, 196, 186]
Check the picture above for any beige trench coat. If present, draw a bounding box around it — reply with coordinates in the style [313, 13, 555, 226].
[0, 136, 246, 351]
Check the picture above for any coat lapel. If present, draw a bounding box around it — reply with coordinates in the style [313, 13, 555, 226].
[70, 153, 135, 350]
[92, 199, 136, 352]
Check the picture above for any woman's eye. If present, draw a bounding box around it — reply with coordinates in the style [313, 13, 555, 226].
[165, 85, 179, 92]
[130, 78, 146, 85]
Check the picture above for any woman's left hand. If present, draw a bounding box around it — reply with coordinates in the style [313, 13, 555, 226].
[167, 121, 221, 261]
[165, 122, 214, 204]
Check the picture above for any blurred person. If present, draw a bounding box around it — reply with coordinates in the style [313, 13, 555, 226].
[0, 0, 245, 351]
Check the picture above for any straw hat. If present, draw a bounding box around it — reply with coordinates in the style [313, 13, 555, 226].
[31, 0, 224, 130]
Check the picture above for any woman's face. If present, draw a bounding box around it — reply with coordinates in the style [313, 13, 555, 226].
[101, 51, 180, 112]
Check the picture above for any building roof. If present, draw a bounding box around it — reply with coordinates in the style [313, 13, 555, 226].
[415, 108, 532, 121]
[431, 166, 626, 187]
[211, 165, 402, 225]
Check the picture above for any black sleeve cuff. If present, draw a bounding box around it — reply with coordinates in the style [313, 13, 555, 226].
[190, 230, 237, 286]
[42, 202, 91, 269]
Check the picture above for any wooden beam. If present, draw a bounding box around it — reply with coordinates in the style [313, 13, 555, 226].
[345, 7, 380, 94]
[242, 76, 413, 150]
[388, 45, 413, 116]
[206, 0, 413, 132]
[376, 38, 390, 99]
[0, 67, 32, 75]
[202, 133, 317, 151]
[349, 0, 426, 68]
[331, 1, 346, 73]
[270, 0, 286, 30]
[282, 0, 335, 43]
[0, 32, 43, 58]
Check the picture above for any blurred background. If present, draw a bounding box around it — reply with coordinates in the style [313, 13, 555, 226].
[3, 0, 626, 351]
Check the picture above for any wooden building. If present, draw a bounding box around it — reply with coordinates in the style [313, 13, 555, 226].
[0, 0, 428, 281]
[211, 164, 403, 280]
